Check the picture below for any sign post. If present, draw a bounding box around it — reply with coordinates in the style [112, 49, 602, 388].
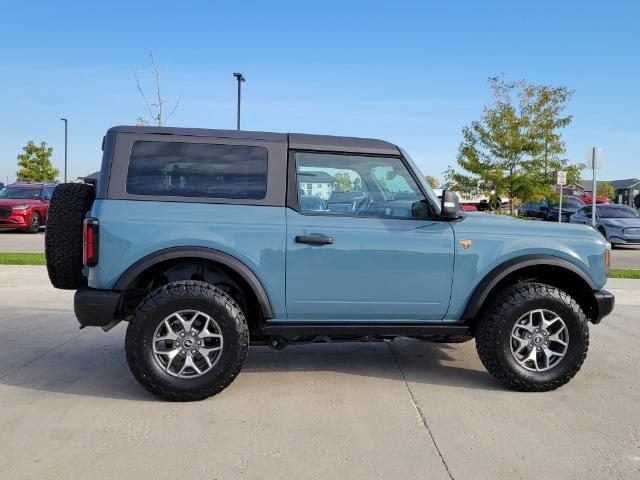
[586, 147, 603, 227]
[556, 171, 567, 223]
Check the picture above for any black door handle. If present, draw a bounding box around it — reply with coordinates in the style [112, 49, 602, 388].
[295, 235, 333, 245]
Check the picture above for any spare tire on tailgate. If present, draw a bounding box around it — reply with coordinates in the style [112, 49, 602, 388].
[45, 183, 96, 290]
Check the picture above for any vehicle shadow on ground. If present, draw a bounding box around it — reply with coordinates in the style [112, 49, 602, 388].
[0, 335, 501, 401]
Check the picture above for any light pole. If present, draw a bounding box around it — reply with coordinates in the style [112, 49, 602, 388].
[60, 118, 68, 182]
[233, 73, 245, 130]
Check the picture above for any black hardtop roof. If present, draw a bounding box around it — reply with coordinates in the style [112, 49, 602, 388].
[107, 126, 399, 155]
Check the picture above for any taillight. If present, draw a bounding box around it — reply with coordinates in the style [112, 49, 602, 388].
[83, 218, 99, 266]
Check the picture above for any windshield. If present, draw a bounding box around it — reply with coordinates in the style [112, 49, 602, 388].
[399, 148, 441, 214]
[598, 205, 639, 218]
[551, 198, 584, 208]
[0, 187, 41, 199]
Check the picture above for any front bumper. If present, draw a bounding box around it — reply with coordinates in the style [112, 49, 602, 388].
[74, 288, 121, 328]
[591, 289, 615, 324]
[0, 212, 30, 228]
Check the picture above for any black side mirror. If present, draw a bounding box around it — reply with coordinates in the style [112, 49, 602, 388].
[440, 189, 460, 220]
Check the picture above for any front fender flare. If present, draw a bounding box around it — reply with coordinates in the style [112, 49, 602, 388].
[461, 254, 596, 321]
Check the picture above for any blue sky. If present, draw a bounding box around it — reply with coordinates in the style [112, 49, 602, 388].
[1, 0, 638, 184]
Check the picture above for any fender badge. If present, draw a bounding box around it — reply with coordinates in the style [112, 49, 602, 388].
[459, 239, 473, 250]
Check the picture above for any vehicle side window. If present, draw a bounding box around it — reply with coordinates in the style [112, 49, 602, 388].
[295, 152, 426, 219]
[126, 141, 268, 200]
[44, 187, 55, 199]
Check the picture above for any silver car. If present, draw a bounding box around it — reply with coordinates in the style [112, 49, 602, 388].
[571, 204, 640, 247]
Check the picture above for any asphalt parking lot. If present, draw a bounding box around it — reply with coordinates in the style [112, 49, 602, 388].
[0, 266, 638, 480]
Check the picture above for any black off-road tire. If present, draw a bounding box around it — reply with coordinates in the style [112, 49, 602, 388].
[27, 211, 41, 233]
[475, 282, 589, 392]
[125, 281, 249, 402]
[45, 183, 95, 289]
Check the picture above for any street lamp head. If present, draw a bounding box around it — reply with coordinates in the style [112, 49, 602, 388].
[233, 72, 246, 82]
[60, 118, 67, 122]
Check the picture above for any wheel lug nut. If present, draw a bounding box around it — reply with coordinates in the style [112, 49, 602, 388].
[191, 331, 196, 336]
[174, 341, 180, 347]
[537, 347, 541, 351]
[180, 332, 185, 337]
[191, 349, 197, 354]
[197, 340, 202, 345]
[180, 350, 186, 355]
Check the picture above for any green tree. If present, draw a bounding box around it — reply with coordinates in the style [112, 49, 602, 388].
[425, 175, 440, 188]
[16, 141, 59, 182]
[332, 172, 353, 191]
[597, 181, 615, 200]
[448, 76, 581, 214]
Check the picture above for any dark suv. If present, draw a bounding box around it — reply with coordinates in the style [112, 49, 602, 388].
[44, 126, 614, 401]
[0, 182, 56, 233]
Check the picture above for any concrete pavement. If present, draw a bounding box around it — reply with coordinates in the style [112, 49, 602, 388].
[0, 266, 639, 479]
[0, 228, 44, 253]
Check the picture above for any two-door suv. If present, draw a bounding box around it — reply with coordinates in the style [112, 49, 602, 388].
[45, 126, 614, 401]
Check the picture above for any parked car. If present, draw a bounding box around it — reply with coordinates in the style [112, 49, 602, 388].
[0, 182, 56, 233]
[44, 126, 614, 401]
[299, 195, 327, 212]
[579, 193, 610, 205]
[571, 204, 640, 247]
[325, 190, 366, 212]
[518, 200, 550, 219]
[634, 193, 640, 209]
[546, 197, 586, 222]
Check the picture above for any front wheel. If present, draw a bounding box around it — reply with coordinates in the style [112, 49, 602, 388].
[475, 282, 589, 392]
[27, 212, 40, 233]
[125, 281, 249, 401]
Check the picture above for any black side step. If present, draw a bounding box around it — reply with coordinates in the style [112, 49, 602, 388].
[260, 323, 471, 337]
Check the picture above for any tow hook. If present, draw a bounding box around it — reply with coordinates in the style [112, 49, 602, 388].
[268, 336, 288, 350]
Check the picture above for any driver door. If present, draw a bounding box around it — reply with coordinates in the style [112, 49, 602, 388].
[285, 151, 455, 323]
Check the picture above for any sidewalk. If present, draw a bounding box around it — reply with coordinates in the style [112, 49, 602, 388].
[605, 278, 640, 305]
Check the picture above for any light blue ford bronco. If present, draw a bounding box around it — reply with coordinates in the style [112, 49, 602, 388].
[45, 126, 614, 401]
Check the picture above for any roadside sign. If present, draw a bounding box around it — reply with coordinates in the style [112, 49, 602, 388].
[586, 147, 603, 170]
[556, 171, 567, 185]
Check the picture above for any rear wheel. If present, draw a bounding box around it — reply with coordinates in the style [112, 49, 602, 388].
[125, 281, 249, 401]
[476, 282, 589, 392]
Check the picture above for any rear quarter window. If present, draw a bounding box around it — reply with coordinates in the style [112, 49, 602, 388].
[126, 141, 268, 200]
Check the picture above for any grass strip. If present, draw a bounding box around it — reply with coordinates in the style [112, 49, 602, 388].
[608, 268, 640, 279]
[0, 252, 46, 265]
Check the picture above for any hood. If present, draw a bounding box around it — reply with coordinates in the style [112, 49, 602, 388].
[600, 217, 640, 228]
[454, 212, 600, 240]
[549, 205, 581, 214]
[0, 198, 41, 207]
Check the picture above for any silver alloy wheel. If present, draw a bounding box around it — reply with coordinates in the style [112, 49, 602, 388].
[510, 309, 569, 372]
[152, 310, 224, 378]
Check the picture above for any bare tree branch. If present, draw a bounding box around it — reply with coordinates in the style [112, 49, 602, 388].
[165, 92, 183, 123]
[133, 50, 180, 127]
[133, 69, 155, 125]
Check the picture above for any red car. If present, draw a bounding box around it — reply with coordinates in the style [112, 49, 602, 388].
[0, 183, 57, 233]
[580, 193, 611, 205]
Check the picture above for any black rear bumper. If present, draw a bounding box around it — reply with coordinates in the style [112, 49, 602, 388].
[74, 288, 120, 327]
[592, 289, 615, 324]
